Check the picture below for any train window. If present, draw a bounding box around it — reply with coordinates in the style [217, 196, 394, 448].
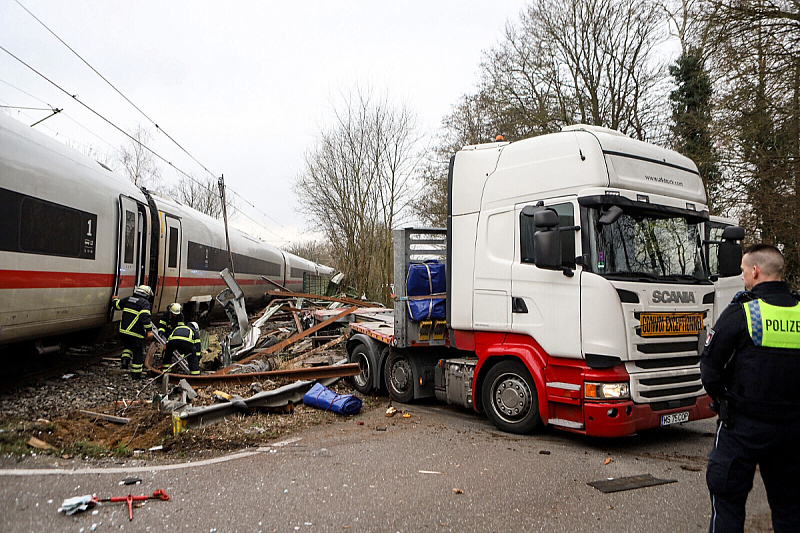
[5, 188, 97, 259]
[124, 211, 136, 264]
[187, 241, 281, 276]
[290, 267, 310, 278]
[168, 227, 179, 268]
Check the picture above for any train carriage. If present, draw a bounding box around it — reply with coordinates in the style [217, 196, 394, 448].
[0, 113, 334, 346]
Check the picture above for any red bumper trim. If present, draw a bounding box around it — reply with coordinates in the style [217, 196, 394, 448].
[577, 394, 715, 437]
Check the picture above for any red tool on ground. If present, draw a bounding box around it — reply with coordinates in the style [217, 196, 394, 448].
[99, 489, 169, 520]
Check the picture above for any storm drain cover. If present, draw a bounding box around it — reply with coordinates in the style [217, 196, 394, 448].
[588, 474, 677, 493]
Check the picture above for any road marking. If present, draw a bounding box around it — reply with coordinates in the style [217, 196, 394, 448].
[0, 438, 302, 477]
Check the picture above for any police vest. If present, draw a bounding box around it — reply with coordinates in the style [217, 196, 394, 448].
[743, 299, 800, 349]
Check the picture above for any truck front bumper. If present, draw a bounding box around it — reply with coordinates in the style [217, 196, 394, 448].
[580, 394, 715, 438]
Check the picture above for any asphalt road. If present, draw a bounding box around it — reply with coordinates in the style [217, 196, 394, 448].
[0, 401, 772, 532]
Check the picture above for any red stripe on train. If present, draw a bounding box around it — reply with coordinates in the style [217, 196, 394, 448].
[0, 270, 122, 289]
[0, 270, 299, 290]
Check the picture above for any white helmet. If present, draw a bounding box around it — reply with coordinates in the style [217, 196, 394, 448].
[189, 322, 199, 332]
[134, 285, 153, 298]
[168, 303, 182, 315]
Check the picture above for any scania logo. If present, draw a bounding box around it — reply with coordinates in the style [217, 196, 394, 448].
[652, 290, 696, 304]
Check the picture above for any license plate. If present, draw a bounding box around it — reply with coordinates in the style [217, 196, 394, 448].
[639, 313, 703, 337]
[661, 411, 690, 426]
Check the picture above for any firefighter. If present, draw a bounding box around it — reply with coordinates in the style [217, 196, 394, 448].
[111, 285, 154, 379]
[158, 303, 184, 339]
[701, 244, 800, 532]
[164, 321, 201, 375]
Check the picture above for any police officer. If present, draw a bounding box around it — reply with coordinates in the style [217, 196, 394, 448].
[158, 303, 184, 340]
[111, 285, 154, 379]
[701, 244, 800, 532]
[164, 321, 201, 375]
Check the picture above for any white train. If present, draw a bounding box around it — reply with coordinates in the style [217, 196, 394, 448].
[0, 113, 333, 346]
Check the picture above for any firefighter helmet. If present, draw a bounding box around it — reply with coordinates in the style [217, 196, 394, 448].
[134, 285, 153, 298]
[190, 322, 199, 331]
[168, 303, 182, 315]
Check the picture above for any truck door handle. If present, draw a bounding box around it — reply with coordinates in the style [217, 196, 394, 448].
[512, 297, 528, 314]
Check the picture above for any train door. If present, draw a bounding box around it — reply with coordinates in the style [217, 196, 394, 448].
[113, 195, 148, 299]
[156, 215, 182, 310]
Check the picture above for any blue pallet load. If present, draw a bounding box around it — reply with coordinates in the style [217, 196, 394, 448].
[406, 260, 446, 321]
[302, 382, 363, 415]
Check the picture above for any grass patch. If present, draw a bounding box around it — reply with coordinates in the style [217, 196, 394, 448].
[113, 443, 133, 458]
[65, 440, 108, 459]
[0, 425, 32, 456]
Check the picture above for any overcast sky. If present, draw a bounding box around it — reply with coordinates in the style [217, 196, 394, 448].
[0, 1, 528, 246]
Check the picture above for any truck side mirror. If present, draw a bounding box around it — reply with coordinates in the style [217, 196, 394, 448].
[718, 226, 745, 277]
[533, 210, 562, 270]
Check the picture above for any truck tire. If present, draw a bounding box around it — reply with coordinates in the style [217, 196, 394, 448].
[384, 351, 415, 403]
[349, 343, 374, 394]
[482, 360, 542, 434]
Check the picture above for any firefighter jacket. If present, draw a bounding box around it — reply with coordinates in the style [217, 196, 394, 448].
[158, 312, 184, 337]
[166, 324, 201, 359]
[113, 295, 152, 339]
[701, 281, 800, 422]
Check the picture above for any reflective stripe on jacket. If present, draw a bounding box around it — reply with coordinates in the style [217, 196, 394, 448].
[167, 325, 201, 357]
[743, 299, 800, 349]
[113, 296, 152, 338]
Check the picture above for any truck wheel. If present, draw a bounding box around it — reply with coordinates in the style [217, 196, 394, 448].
[349, 344, 374, 394]
[482, 360, 542, 434]
[384, 352, 415, 403]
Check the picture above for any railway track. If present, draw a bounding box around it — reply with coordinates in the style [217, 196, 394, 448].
[0, 339, 122, 392]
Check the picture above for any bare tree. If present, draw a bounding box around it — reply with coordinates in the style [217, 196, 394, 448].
[480, 0, 670, 141]
[169, 173, 234, 219]
[412, 92, 498, 227]
[701, 0, 800, 281]
[117, 125, 161, 190]
[415, 0, 670, 226]
[283, 239, 333, 266]
[295, 86, 418, 303]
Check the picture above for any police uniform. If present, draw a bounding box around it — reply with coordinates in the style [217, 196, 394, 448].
[700, 280, 800, 532]
[165, 323, 201, 375]
[112, 289, 153, 378]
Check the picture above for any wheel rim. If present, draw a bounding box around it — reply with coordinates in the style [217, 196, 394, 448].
[491, 372, 533, 423]
[353, 352, 370, 388]
[390, 358, 413, 395]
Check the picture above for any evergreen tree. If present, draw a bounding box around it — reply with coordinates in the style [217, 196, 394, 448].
[669, 50, 722, 213]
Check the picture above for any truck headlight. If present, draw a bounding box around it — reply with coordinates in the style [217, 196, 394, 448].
[585, 382, 630, 400]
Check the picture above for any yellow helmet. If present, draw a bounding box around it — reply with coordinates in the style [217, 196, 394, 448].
[168, 303, 182, 315]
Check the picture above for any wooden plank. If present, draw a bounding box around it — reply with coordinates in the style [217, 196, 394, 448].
[292, 310, 304, 333]
[285, 335, 345, 366]
[267, 290, 371, 308]
[79, 410, 131, 425]
[221, 307, 357, 372]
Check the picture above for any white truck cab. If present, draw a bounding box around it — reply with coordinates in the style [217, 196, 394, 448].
[348, 125, 745, 436]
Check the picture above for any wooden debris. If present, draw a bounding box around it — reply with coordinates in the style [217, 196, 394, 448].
[27, 436, 55, 450]
[79, 410, 130, 425]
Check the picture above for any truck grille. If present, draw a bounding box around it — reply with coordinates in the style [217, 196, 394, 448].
[627, 364, 705, 405]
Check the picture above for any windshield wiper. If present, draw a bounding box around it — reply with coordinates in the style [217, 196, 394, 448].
[604, 271, 659, 282]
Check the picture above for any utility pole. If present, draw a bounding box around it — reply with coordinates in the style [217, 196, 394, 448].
[218, 175, 235, 277]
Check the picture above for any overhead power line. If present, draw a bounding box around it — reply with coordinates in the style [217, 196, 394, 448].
[8, 1, 296, 240]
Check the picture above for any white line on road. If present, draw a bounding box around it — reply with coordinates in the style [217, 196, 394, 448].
[0, 437, 302, 476]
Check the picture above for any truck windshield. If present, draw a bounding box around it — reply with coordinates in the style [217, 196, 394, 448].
[588, 207, 709, 282]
